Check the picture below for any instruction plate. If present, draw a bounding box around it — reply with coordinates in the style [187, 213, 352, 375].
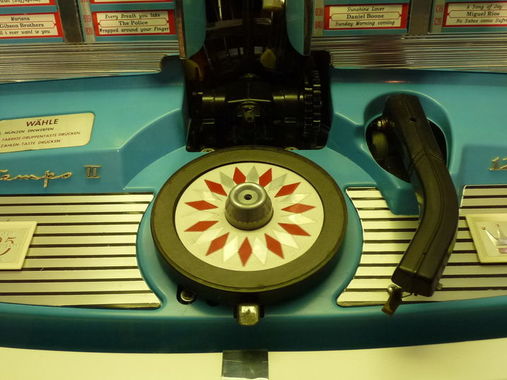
[0, 113, 94, 153]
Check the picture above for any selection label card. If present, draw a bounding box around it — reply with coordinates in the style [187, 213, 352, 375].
[0, 0, 54, 5]
[92, 10, 174, 36]
[0, 13, 62, 39]
[325, 4, 409, 30]
[443, 1, 507, 27]
[91, 0, 169, 3]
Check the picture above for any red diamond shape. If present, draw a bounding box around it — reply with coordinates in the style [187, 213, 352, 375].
[258, 168, 272, 187]
[275, 182, 300, 197]
[185, 220, 218, 232]
[206, 233, 229, 256]
[265, 234, 283, 258]
[186, 200, 218, 211]
[279, 223, 310, 236]
[282, 203, 315, 213]
[238, 238, 253, 266]
[205, 180, 227, 196]
[233, 168, 246, 184]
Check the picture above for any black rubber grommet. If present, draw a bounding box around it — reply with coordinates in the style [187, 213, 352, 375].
[151, 147, 347, 305]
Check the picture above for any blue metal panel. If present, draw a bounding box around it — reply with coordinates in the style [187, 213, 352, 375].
[1, 62, 507, 352]
[286, 0, 312, 54]
[182, 0, 206, 57]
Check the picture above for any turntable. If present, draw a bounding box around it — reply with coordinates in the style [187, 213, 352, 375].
[1, 0, 507, 355]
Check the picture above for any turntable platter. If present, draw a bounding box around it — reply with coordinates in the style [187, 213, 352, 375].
[151, 148, 347, 313]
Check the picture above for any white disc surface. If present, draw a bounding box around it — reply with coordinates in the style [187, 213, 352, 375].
[174, 162, 324, 271]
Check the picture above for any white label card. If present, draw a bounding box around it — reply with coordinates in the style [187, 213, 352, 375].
[325, 4, 409, 30]
[91, 0, 168, 2]
[0, 113, 94, 153]
[0, 13, 62, 39]
[93, 10, 173, 36]
[467, 214, 507, 263]
[0, 0, 52, 5]
[444, 2, 507, 27]
[0, 221, 36, 270]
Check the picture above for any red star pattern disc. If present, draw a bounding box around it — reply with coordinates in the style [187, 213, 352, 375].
[175, 162, 324, 271]
[151, 148, 347, 304]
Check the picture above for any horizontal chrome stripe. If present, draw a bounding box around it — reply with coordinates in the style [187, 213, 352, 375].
[461, 197, 507, 207]
[339, 290, 507, 306]
[0, 193, 159, 309]
[363, 241, 475, 253]
[350, 199, 389, 209]
[23, 257, 138, 269]
[361, 219, 469, 230]
[355, 264, 507, 277]
[0, 203, 149, 214]
[363, 230, 472, 241]
[34, 224, 140, 234]
[360, 253, 479, 265]
[346, 276, 507, 290]
[339, 186, 507, 307]
[30, 235, 137, 246]
[0, 280, 151, 293]
[28, 246, 136, 257]
[0, 194, 153, 205]
[357, 210, 418, 219]
[463, 187, 507, 197]
[346, 188, 383, 199]
[0, 269, 144, 281]
[0, 293, 160, 307]
[0, 214, 143, 224]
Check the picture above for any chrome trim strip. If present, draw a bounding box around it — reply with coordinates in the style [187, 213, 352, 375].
[28, 246, 136, 257]
[0, 42, 179, 83]
[0, 193, 159, 309]
[0, 293, 159, 307]
[0, 203, 151, 214]
[312, 34, 507, 72]
[0, 194, 153, 204]
[0, 214, 143, 223]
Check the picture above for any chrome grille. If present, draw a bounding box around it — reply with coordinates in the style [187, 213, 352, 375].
[312, 34, 507, 72]
[0, 193, 160, 308]
[338, 186, 507, 306]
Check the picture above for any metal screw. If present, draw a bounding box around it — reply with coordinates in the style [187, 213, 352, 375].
[178, 289, 196, 304]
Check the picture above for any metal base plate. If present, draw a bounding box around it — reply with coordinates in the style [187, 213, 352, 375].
[339, 185, 507, 306]
[0, 193, 159, 308]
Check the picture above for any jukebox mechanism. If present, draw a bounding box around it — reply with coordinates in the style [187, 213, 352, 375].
[151, 0, 459, 323]
[152, 148, 347, 324]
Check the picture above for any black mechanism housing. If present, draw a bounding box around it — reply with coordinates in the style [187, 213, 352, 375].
[185, 0, 330, 151]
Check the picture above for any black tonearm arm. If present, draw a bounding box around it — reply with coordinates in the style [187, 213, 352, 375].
[380, 94, 459, 314]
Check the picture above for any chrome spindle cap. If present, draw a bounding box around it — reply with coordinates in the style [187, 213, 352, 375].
[225, 182, 273, 230]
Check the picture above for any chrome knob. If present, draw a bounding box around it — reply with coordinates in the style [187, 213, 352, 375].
[225, 182, 273, 230]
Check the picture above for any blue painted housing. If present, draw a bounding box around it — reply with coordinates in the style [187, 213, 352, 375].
[1, 59, 507, 353]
